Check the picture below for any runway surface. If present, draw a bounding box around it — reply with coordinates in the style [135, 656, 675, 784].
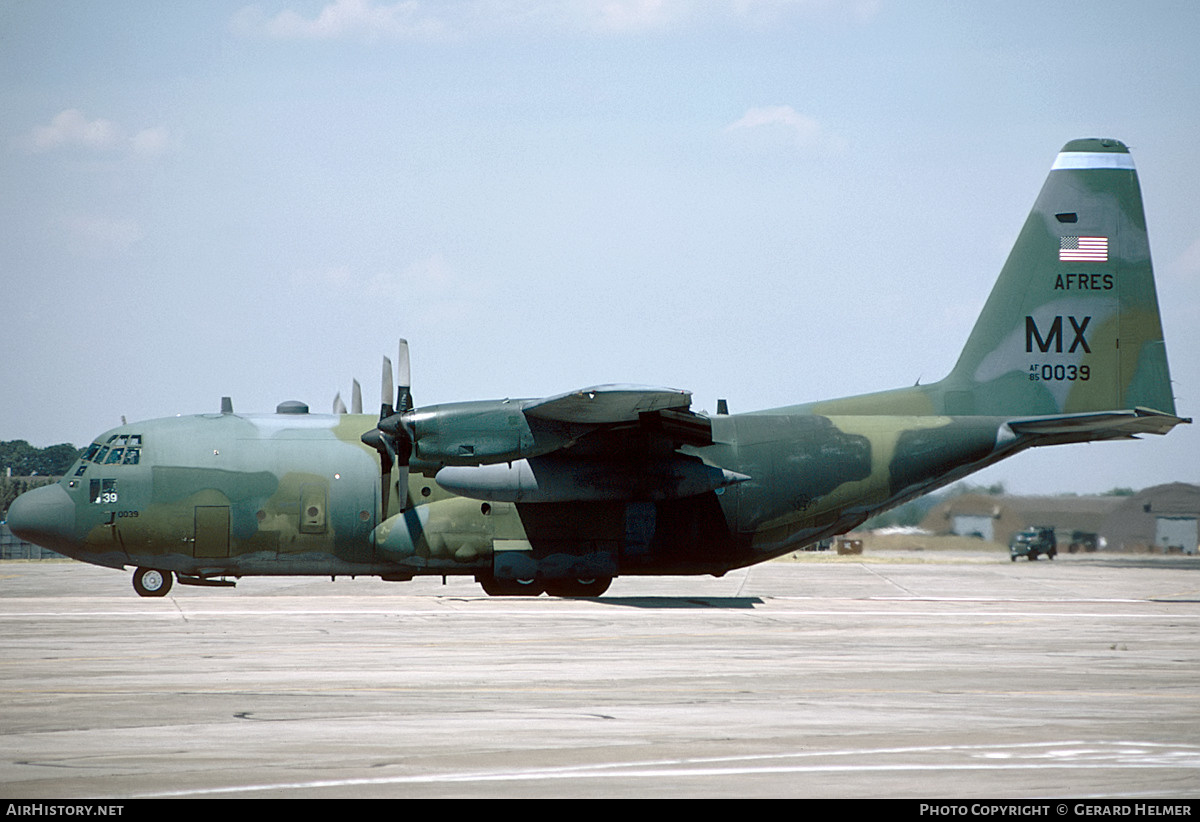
[1, 553, 1198, 798]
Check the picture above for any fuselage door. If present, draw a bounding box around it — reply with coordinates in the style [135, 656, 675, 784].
[194, 506, 230, 558]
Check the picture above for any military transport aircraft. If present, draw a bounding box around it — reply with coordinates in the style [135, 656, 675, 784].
[7, 138, 1189, 597]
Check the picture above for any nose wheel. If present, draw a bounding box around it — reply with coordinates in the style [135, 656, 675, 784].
[133, 567, 174, 597]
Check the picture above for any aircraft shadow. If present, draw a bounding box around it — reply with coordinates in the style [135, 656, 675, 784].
[1071, 557, 1200, 571]
[573, 596, 764, 609]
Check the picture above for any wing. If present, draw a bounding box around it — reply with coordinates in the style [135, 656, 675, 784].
[432, 385, 747, 503]
[524, 384, 716, 448]
[524, 384, 691, 424]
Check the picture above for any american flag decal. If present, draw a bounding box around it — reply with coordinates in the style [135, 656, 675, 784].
[1059, 236, 1108, 262]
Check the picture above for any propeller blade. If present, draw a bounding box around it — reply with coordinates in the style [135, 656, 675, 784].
[361, 427, 395, 516]
[380, 355, 394, 419]
[351, 378, 362, 414]
[395, 340, 414, 513]
[396, 338, 412, 412]
[333, 393, 347, 415]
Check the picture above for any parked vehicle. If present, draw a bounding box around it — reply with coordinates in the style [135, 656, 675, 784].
[1010, 527, 1057, 561]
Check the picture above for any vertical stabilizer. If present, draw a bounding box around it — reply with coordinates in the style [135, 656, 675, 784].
[942, 138, 1176, 417]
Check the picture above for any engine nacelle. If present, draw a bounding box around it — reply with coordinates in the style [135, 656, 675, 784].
[405, 400, 576, 469]
[435, 456, 749, 503]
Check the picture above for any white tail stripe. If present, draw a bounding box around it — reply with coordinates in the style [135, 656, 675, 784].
[1052, 151, 1136, 171]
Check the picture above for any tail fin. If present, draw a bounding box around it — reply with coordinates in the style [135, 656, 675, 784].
[941, 138, 1177, 418]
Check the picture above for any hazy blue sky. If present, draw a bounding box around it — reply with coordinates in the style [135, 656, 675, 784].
[3, 1, 1197, 495]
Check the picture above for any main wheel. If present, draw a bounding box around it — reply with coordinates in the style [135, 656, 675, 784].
[478, 576, 544, 596]
[133, 567, 173, 597]
[544, 577, 612, 598]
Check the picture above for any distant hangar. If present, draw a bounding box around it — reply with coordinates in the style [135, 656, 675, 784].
[920, 483, 1200, 554]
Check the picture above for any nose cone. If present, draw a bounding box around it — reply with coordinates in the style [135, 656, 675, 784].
[6, 484, 77, 554]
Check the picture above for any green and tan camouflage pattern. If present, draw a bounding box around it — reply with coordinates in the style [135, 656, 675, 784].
[7, 139, 1188, 595]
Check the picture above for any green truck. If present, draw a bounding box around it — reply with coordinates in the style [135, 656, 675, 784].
[1010, 527, 1058, 561]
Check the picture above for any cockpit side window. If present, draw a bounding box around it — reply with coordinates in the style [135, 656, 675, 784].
[90, 478, 118, 505]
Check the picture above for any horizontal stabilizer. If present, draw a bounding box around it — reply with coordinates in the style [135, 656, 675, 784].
[1007, 407, 1190, 443]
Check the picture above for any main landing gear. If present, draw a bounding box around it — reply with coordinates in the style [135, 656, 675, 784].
[477, 575, 612, 598]
[132, 567, 173, 597]
[544, 577, 612, 597]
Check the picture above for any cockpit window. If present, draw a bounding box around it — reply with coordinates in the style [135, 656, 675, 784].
[90, 478, 118, 505]
[82, 436, 143, 465]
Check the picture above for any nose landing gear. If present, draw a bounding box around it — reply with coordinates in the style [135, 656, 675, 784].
[132, 567, 173, 597]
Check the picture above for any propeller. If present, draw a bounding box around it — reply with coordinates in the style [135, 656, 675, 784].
[334, 379, 363, 415]
[361, 340, 414, 519]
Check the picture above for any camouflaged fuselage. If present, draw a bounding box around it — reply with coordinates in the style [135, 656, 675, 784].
[35, 405, 1021, 580]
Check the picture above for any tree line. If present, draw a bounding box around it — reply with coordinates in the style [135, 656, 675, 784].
[1, 440, 80, 477]
[1, 441, 80, 518]
[1, 476, 58, 519]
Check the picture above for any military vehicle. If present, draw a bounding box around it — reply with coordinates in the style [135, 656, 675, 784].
[1009, 527, 1058, 561]
[7, 139, 1189, 597]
